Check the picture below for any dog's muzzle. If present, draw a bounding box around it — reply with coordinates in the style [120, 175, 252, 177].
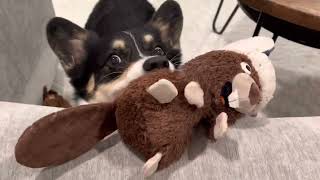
[143, 56, 170, 72]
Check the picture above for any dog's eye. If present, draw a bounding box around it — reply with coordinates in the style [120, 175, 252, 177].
[153, 47, 164, 56]
[241, 62, 252, 74]
[109, 55, 121, 65]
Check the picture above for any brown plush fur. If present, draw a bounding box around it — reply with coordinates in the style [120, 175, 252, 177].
[116, 50, 260, 169]
[15, 50, 263, 170]
[15, 103, 116, 168]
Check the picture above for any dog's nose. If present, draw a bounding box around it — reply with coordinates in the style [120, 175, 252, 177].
[143, 57, 170, 71]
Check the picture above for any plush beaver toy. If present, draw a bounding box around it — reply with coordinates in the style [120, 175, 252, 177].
[15, 37, 276, 177]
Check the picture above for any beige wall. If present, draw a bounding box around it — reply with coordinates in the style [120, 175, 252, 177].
[52, 0, 98, 27]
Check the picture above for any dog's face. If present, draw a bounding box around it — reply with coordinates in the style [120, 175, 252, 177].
[47, 1, 183, 103]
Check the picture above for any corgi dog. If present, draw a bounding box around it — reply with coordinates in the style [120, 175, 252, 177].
[47, 0, 183, 105]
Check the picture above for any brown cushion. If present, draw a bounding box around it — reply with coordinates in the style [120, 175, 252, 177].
[239, 0, 320, 31]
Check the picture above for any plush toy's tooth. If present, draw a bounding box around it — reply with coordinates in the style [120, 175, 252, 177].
[147, 79, 178, 104]
[184, 81, 204, 108]
[214, 112, 228, 139]
[228, 90, 239, 108]
[229, 99, 240, 109]
[143, 152, 163, 177]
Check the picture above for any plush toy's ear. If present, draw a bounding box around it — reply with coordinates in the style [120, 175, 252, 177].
[221, 36, 275, 55]
[15, 103, 117, 168]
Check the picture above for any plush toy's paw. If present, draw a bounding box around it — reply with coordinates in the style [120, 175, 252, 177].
[147, 79, 178, 104]
[143, 152, 163, 177]
[184, 81, 204, 108]
[214, 112, 228, 139]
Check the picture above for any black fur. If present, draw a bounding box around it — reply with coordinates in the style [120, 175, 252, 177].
[85, 0, 155, 37]
[47, 0, 183, 101]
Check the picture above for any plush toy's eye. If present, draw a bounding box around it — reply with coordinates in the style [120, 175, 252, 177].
[241, 62, 252, 74]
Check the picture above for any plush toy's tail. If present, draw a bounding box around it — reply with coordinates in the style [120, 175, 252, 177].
[15, 103, 117, 168]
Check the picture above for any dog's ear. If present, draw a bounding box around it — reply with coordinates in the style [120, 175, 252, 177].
[15, 103, 117, 168]
[47, 17, 98, 78]
[150, 0, 183, 48]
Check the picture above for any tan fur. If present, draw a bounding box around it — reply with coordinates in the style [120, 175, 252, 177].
[86, 75, 95, 95]
[151, 16, 182, 48]
[144, 34, 154, 43]
[151, 19, 170, 44]
[69, 40, 87, 65]
[112, 39, 126, 49]
[74, 31, 88, 41]
[91, 70, 129, 103]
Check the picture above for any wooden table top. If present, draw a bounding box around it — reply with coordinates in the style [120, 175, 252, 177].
[239, 0, 320, 31]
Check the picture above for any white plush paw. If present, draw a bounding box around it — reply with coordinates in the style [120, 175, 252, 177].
[143, 152, 163, 177]
[214, 112, 228, 139]
[147, 79, 178, 104]
[184, 81, 204, 108]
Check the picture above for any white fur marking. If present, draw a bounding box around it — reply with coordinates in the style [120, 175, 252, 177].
[126, 57, 149, 81]
[184, 81, 204, 108]
[169, 62, 175, 71]
[143, 152, 163, 177]
[124, 31, 144, 57]
[78, 99, 89, 106]
[147, 79, 178, 104]
[214, 112, 228, 139]
[91, 58, 148, 103]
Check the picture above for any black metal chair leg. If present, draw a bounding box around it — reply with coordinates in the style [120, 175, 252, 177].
[253, 12, 279, 44]
[253, 12, 264, 36]
[272, 34, 279, 42]
[212, 0, 240, 34]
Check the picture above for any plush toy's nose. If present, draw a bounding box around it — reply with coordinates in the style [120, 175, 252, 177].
[143, 56, 170, 71]
[228, 73, 262, 114]
[249, 83, 261, 106]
